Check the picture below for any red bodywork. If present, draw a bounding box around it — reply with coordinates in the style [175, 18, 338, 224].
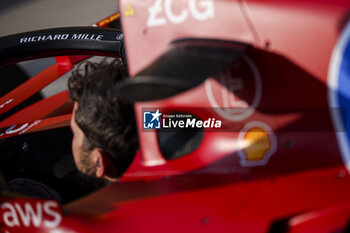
[1, 1, 350, 232]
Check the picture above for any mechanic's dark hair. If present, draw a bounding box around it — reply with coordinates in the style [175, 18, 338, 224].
[68, 58, 138, 177]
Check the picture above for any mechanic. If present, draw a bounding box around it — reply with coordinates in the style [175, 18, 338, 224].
[68, 58, 139, 183]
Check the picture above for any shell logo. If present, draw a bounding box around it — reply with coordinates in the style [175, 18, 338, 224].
[237, 121, 277, 167]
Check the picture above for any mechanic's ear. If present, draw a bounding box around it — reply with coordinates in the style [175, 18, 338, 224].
[94, 150, 106, 178]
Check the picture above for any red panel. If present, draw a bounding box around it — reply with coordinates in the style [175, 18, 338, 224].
[119, 0, 255, 76]
[0, 60, 72, 116]
[0, 114, 71, 139]
[0, 91, 70, 128]
[95, 12, 121, 27]
[288, 201, 350, 233]
[57, 167, 350, 233]
[244, 0, 350, 82]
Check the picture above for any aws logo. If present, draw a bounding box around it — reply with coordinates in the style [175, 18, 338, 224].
[1, 201, 62, 228]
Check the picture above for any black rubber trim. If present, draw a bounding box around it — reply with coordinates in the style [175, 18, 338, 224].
[158, 112, 204, 160]
[0, 27, 125, 65]
[117, 39, 248, 102]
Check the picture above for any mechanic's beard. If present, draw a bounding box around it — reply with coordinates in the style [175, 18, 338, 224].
[77, 170, 108, 192]
[76, 150, 108, 192]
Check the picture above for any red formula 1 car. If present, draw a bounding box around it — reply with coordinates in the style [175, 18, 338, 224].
[1, 0, 350, 232]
